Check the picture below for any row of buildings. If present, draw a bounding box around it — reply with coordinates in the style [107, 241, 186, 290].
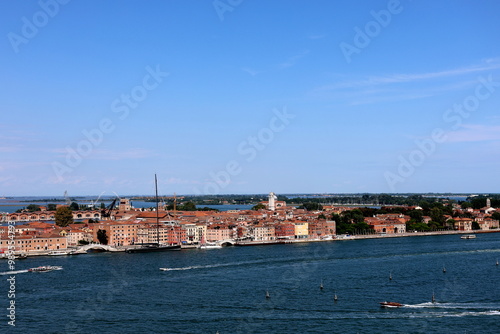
[1, 194, 498, 254]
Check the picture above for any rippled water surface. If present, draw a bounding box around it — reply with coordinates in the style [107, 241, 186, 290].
[2, 233, 500, 333]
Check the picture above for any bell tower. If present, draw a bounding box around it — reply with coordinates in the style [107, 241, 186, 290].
[268, 192, 277, 211]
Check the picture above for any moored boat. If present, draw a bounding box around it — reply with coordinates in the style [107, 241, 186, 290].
[126, 244, 181, 253]
[461, 234, 476, 239]
[48, 250, 69, 256]
[68, 249, 87, 255]
[199, 242, 222, 249]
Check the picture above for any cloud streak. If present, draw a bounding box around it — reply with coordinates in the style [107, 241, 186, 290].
[446, 124, 500, 143]
[48, 148, 159, 160]
[317, 59, 500, 92]
[242, 67, 260, 76]
[278, 50, 309, 69]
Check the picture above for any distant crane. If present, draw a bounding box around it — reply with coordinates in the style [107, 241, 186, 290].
[64, 190, 71, 205]
[101, 197, 118, 219]
[89, 191, 105, 209]
[163, 193, 184, 215]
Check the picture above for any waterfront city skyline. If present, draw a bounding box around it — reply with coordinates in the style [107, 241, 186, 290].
[1, 0, 500, 197]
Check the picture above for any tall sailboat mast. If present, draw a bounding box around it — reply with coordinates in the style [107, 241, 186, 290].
[155, 174, 159, 245]
[126, 174, 181, 253]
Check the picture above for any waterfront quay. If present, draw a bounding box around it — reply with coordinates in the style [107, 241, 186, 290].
[1, 229, 497, 259]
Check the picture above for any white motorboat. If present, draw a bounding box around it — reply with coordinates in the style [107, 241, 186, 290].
[198, 242, 222, 249]
[48, 251, 69, 256]
[28, 266, 63, 272]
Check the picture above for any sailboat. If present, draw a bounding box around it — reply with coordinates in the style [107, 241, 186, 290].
[432, 291, 436, 304]
[265, 290, 270, 299]
[320, 280, 324, 290]
[126, 174, 181, 253]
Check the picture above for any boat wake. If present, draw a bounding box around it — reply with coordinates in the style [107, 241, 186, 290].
[388, 302, 500, 318]
[405, 302, 500, 310]
[437, 310, 500, 317]
[160, 262, 240, 271]
[160, 258, 289, 271]
[0, 269, 29, 275]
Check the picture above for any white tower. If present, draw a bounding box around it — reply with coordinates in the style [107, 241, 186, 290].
[268, 192, 277, 211]
[486, 198, 491, 208]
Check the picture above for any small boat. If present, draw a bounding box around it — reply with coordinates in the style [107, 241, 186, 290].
[442, 266, 446, 273]
[334, 292, 338, 302]
[48, 251, 69, 256]
[320, 280, 324, 290]
[126, 244, 181, 253]
[389, 272, 392, 280]
[380, 301, 403, 308]
[28, 266, 63, 272]
[68, 249, 87, 255]
[199, 242, 223, 249]
[265, 290, 270, 299]
[461, 234, 476, 239]
[496, 259, 499, 266]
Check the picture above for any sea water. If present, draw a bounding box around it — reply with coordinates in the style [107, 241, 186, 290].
[1, 233, 499, 333]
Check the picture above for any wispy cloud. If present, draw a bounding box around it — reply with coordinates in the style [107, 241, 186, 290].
[91, 148, 158, 160]
[0, 145, 23, 153]
[446, 124, 500, 143]
[45, 175, 87, 185]
[163, 177, 201, 185]
[346, 80, 479, 105]
[317, 59, 500, 91]
[309, 59, 500, 105]
[0, 161, 49, 171]
[48, 147, 158, 160]
[279, 50, 309, 69]
[242, 67, 261, 76]
[0, 176, 16, 183]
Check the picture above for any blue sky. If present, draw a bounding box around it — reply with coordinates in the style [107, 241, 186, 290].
[1, 0, 500, 196]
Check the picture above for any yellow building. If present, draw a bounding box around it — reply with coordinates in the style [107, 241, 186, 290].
[294, 222, 309, 239]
